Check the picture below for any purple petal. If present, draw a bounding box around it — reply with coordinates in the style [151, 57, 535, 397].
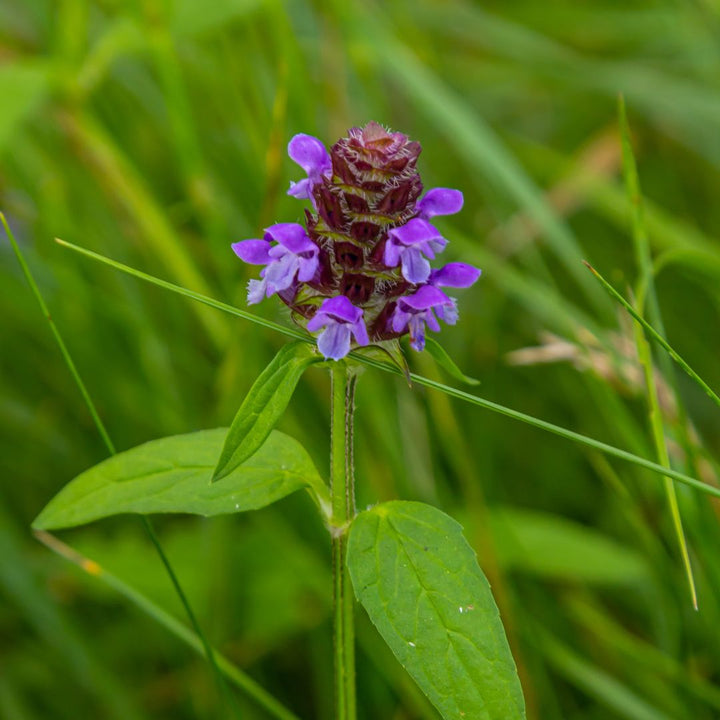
[350, 318, 369, 346]
[297, 254, 319, 282]
[288, 178, 312, 199]
[391, 307, 411, 333]
[383, 239, 402, 267]
[232, 239, 272, 265]
[430, 262, 481, 288]
[400, 285, 451, 311]
[264, 223, 315, 254]
[247, 278, 267, 305]
[264, 253, 299, 293]
[436, 298, 459, 325]
[409, 316, 426, 351]
[288, 134, 331, 176]
[400, 246, 431, 284]
[317, 324, 352, 361]
[316, 295, 362, 324]
[388, 218, 443, 248]
[428, 237, 448, 256]
[417, 188, 464, 219]
[306, 310, 329, 333]
[268, 244, 291, 259]
[424, 309, 441, 333]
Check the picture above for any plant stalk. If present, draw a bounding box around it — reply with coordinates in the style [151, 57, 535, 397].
[330, 364, 357, 720]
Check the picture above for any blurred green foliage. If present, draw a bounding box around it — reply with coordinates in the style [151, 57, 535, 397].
[3, 0, 720, 717]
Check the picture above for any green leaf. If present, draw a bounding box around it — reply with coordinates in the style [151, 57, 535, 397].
[347, 501, 526, 720]
[213, 341, 322, 482]
[424, 337, 480, 386]
[33, 428, 328, 531]
[488, 506, 650, 585]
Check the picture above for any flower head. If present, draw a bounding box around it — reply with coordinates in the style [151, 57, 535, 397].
[232, 123, 480, 360]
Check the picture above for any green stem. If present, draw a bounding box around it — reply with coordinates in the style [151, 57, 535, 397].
[330, 364, 357, 720]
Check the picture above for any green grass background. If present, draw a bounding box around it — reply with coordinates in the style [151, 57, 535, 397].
[2, 0, 720, 718]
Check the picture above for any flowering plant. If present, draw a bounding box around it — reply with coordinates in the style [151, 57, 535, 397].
[26, 125, 525, 720]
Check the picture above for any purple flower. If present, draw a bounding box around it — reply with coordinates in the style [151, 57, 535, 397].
[416, 188, 464, 219]
[384, 218, 448, 284]
[287, 134, 332, 200]
[232, 223, 319, 305]
[429, 262, 481, 288]
[306, 296, 370, 360]
[390, 285, 458, 351]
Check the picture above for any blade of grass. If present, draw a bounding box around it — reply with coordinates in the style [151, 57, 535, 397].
[583, 261, 720, 411]
[51, 235, 720, 501]
[34, 530, 300, 720]
[1, 213, 238, 716]
[618, 97, 696, 608]
[633, 311, 697, 607]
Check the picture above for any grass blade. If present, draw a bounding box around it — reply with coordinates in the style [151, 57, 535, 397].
[584, 261, 720, 411]
[618, 98, 697, 608]
[51, 236, 720, 501]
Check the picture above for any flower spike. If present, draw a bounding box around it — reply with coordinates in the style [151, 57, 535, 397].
[232, 123, 480, 359]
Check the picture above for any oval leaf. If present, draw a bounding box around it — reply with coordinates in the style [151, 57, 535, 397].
[33, 428, 328, 530]
[347, 501, 526, 720]
[213, 341, 322, 482]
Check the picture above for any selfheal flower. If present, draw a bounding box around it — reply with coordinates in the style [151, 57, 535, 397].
[306, 296, 370, 360]
[416, 188, 464, 220]
[384, 218, 448, 284]
[233, 123, 480, 359]
[429, 262, 481, 288]
[390, 285, 458, 351]
[287, 134, 332, 200]
[232, 223, 319, 305]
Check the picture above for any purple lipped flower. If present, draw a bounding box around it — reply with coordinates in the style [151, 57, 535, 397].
[287, 134, 332, 200]
[232, 223, 319, 305]
[416, 188, 464, 220]
[384, 218, 448, 284]
[390, 285, 458, 352]
[306, 296, 370, 361]
[429, 262, 481, 288]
